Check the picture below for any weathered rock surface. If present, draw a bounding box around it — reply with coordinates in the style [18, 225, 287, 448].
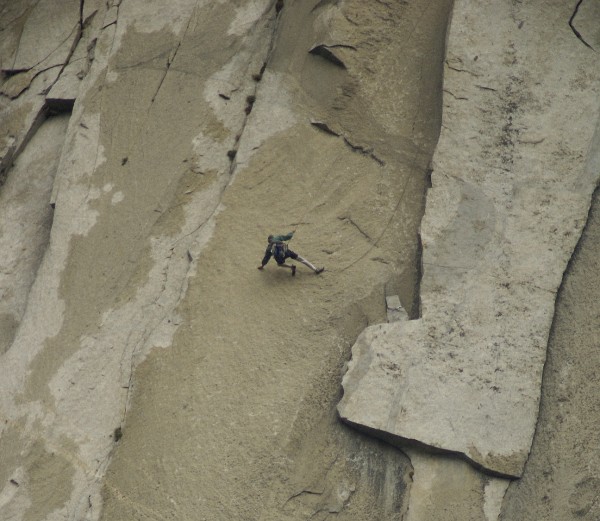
[0, 0, 450, 520]
[1, 0, 599, 520]
[366, 296, 514, 521]
[403, 450, 510, 521]
[501, 183, 600, 520]
[0, 115, 68, 354]
[1, 0, 276, 519]
[338, 0, 600, 479]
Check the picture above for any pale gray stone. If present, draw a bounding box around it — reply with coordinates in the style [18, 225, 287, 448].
[10, 0, 80, 71]
[570, 0, 600, 50]
[386, 295, 408, 323]
[403, 449, 509, 521]
[0, 1, 281, 520]
[0, 114, 69, 354]
[46, 0, 107, 104]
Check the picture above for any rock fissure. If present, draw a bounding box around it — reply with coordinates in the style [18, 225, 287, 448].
[309, 120, 385, 166]
[225, 3, 283, 178]
[569, 0, 595, 50]
[475, 84, 498, 92]
[79, 0, 84, 28]
[148, 3, 193, 106]
[0, 103, 54, 187]
[445, 60, 480, 77]
[309, 119, 339, 136]
[442, 88, 468, 101]
[1, 63, 63, 100]
[0, 68, 29, 77]
[27, 22, 81, 73]
[338, 215, 373, 243]
[43, 4, 98, 99]
[342, 137, 385, 166]
[150, 43, 180, 104]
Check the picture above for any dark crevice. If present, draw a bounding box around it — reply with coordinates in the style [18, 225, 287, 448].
[443, 88, 468, 100]
[1, 68, 29, 77]
[475, 84, 498, 92]
[225, 0, 285, 175]
[309, 44, 348, 68]
[1, 63, 63, 100]
[27, 21, 81, 73]
[309, 121, 384, 165]
[338, 216, 373, 243]
[45, 97, 75, 114]
[43, 18, 86, 96]
[569, 0, 595, 50]
[151, 52, 175, 103]
[82, 7, 99, 29]
[343, 137, 385, 165]
[17, 1, 92, 99]
[413, 231, 424, 319]
[310, 120, 340, 136]
[252, 62, 267, 82]
[150, 0, 199, 105]
[445, 60, 479, 77]
[409, 0, 455, 324]
[151, 38, 183, 103]
[424, 165, 433, 189]
[0, 97, 74, 188]
[244, 94, 256, 115]
[412, 161, 431, 320]
[339, 417, 520, 479]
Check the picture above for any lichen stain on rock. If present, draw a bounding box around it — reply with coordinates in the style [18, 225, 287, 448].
[0, 424, 76, 521]
[22, 440, 76, 521]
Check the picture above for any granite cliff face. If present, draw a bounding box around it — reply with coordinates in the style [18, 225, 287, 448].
[339, 0, 600, 477]
[0, 1, 598, 520]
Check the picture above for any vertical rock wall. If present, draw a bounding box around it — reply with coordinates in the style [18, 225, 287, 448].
[0, 0, 278, 519]
[2, 0, 598, 520]
[338, 0, 600, 494]
[0, 1, 452, 520]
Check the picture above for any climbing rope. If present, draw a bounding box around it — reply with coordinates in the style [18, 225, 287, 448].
[330, 147, 422, 273]
[337, 171, 413, 272]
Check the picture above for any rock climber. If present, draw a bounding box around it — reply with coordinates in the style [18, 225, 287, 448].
[258, 232, 324, 276]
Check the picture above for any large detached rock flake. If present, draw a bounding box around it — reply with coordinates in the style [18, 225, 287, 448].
[338, 0, 600, 478]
